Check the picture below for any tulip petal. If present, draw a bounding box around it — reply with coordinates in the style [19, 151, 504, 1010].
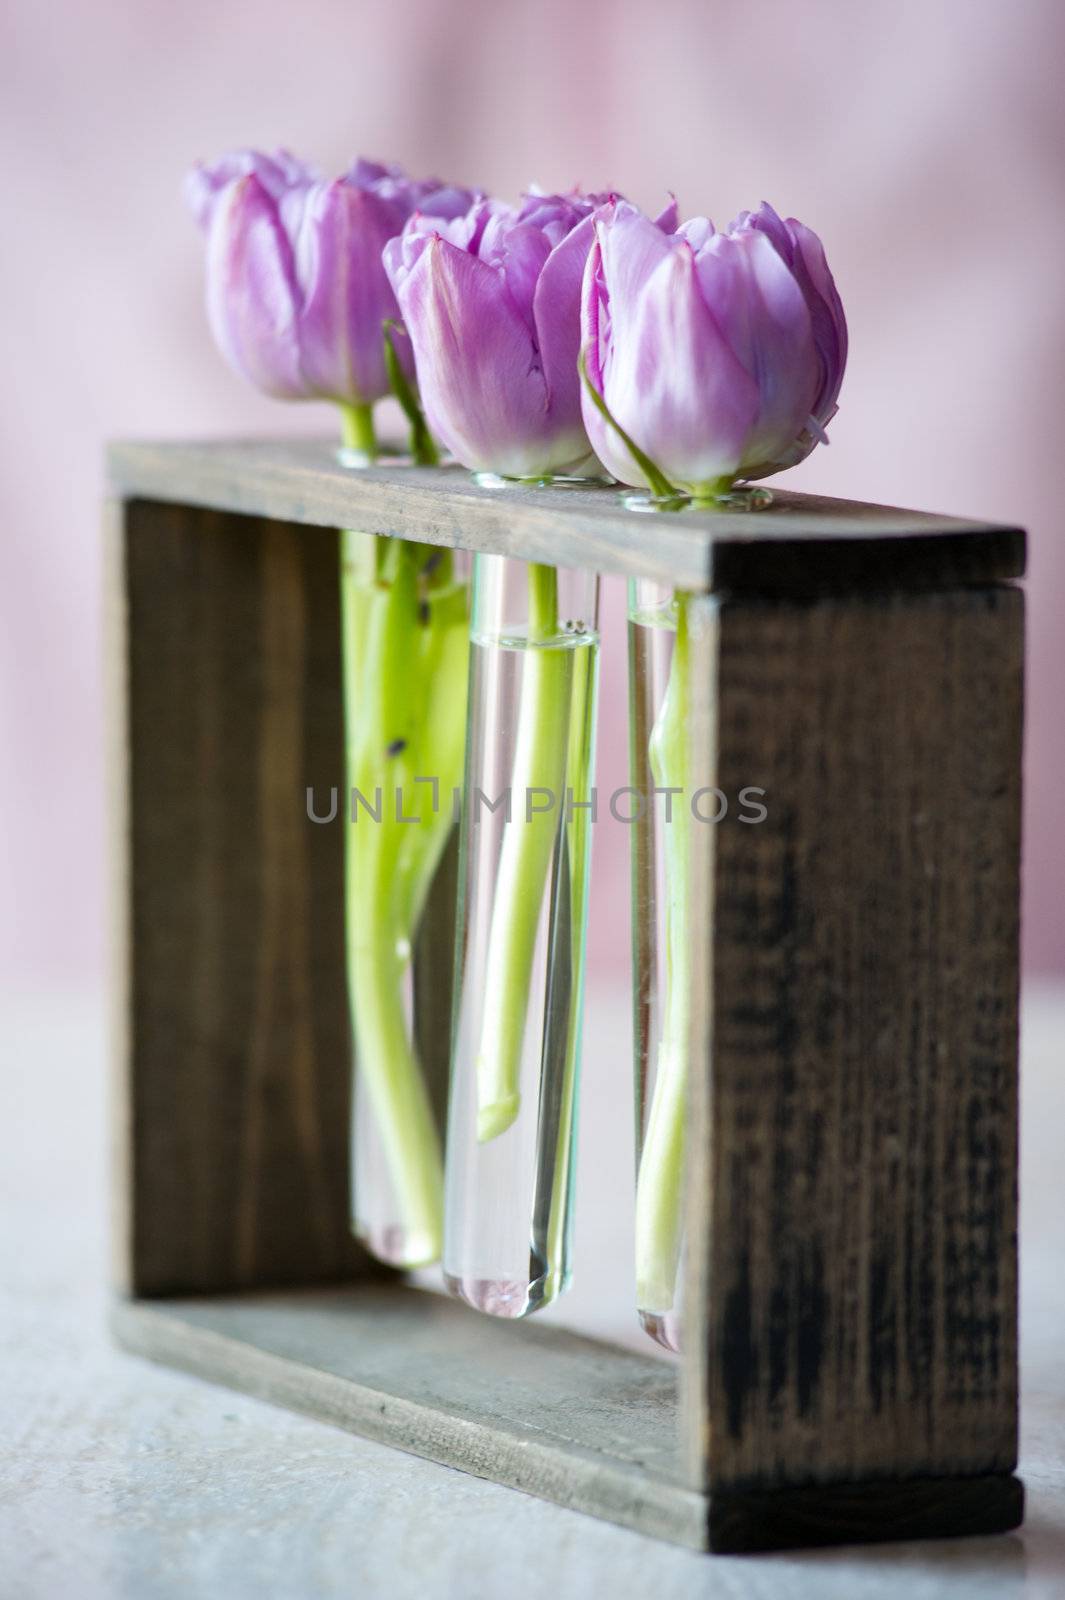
[417, 184, 483, 221]
[294, 180, 406, 405]
[488, 221, 552, 340]
[205, 174, 306, 399]
[393, 235, 554, 475]
[587, 233, 760, 490]
[596, 202, 676, 321]
[786, 218, 848, 424]
[742, 200, 793, 262]
[580, 228, 675, 487]
[694, 229, 818, 474]
[652, 194, 680, 233]
[675, 215, 715, 252]
[630, 245, 761, 487]
[578, 238, 632, 480]
[382, 228, 432, 295]
[737, 205, 848, 438]
[532, 214, 596, 443]
[593, 204, 677, 403]
[346, 158, 478, 226]
[414, 196, 510, 255]
[186, 149, 317, 232]
[348, 156, 400, 188]
[517, 190, 593, 247]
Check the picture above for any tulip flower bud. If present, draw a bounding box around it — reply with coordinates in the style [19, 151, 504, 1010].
[384, 188, 656, 478]
[185, 150, 476, 408]
[580, 200, 847, 496]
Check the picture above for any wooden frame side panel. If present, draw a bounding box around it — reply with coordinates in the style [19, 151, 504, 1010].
[116, 497, 372, 1293]
[699, 585, 1022, 1490]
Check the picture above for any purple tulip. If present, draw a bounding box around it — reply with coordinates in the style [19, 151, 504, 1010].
[580, 200, 847, 493]
[384, 188, 670, 477]
[185, 150, 476, 407]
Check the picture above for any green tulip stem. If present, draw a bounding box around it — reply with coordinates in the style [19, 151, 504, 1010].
[635, 591, 692, 1313]
[382, 322, 440, 467]
[475, 562, 572, 1142]
[339, 401, 377, 459]
[339, 402, 469, 1264]
[691, 477, 735, 508]
[578, 351, 680, 500]
[540, 633, 595, 1299]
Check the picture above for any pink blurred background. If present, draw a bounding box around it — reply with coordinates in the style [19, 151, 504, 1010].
[2, 0, 1063, 993]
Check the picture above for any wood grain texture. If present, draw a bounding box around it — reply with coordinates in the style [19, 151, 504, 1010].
[684, 585, 1023, 1494]
[117, 498, 374, 1294]
[107, 438, 1025, 593]
[111, 1284, 703, 1549]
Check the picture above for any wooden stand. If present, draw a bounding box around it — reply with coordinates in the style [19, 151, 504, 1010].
[107, 440, 1025, 1553]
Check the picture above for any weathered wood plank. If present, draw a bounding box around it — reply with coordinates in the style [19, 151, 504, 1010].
[111, 1284, 703, 1549]
[117, 499, 373, 1293]
[111, 1286, 1024, 1553]
[685, 585, 1023, 1492]
[107, 439, 1025, 593]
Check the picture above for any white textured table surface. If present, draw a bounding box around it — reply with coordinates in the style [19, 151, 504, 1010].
[2, 983, 1064, 1599]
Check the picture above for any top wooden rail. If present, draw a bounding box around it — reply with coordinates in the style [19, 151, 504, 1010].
[107, 437, 1025, 593]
